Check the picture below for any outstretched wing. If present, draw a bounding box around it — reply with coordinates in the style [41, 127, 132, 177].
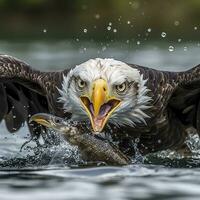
[168, 64, 200, 134]
[133, 63, 200, 132]
[128, 63, 200, 153]
[0, 54, 63, 136]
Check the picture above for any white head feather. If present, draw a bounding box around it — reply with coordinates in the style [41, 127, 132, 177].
[58, 58, 152, 127]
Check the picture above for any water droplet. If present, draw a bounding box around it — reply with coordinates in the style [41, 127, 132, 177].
[178, 38, 182, 42]
[174, 21, 180, 26]
[83, 47, 87, 51]
[76, 38, 79, 42]
[83, 29, 87, 33]
[107, 26, 111, 31]
[158, 139, 162, 144]
[184, 47, 188, 51]
[168, 46, 174, 52]
[135, 138, 140, 143]
[113, 29, 117, 33]
[147, 28, 151, 32]
[43, 29, 47, 33]
[102, 46, 107, 51]
[126, 40, 130, 44]
[109, 22, 112, 26]
[127, 20, 131, 24]
[161, 32, 166, 38]
[194, 26, 198, 30]
[94, 14, 100, 19]
[137, 41, 140, 45]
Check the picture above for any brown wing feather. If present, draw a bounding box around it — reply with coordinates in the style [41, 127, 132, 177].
[168, 64, 200, 135]
[0, 54, 64, 136]
[126, 64, 192, 153]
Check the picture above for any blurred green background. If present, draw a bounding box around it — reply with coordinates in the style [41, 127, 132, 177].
[0, 0, 199, 41]
[0, 0, 199, 70]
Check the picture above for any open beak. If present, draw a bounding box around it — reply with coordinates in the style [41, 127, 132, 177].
[29, 113, 53, 128]
[80, 79, 121, 133]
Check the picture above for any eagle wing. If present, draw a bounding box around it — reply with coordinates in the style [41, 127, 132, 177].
[142, 64, 200, 132]
[0, 54, 64, 137]
[127, 63, 200, 153]
[133, 63, 200, 131]
[168, 64, 200, 135]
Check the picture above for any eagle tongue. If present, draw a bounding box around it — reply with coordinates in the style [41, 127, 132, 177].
[90, 103, 112, 130]
[89, 103, 112, 119]
[99, 103, 112, 118]
[89, 103, 94, 116]
[95, 104, 111, 127]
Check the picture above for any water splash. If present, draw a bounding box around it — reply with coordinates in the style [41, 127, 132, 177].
[0, 129, 82, 168]
[131, 138, 144, 164]
[185, 132, 200, 157]
[145, 129, 200, 167]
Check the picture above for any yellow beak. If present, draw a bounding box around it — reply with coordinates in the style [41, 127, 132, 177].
[92, 79, 107, 117]
[80, 79, 121, 133]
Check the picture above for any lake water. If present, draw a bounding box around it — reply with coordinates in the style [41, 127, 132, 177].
[0, 40, 200, 200]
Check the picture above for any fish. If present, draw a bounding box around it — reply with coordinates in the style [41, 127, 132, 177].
[30, 113, 131, 165]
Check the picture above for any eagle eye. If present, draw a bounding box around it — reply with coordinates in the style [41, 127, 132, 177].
[53, 117, 62, 124]
[55, 118, 61, 123]
[76, 77, 86, 90]
[115, 82, 127, 93]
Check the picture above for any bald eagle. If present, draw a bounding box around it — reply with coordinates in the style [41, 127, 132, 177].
[0, 54, 199, 156]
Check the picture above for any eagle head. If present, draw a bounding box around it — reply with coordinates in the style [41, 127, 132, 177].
[58, 58, 152, 133]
